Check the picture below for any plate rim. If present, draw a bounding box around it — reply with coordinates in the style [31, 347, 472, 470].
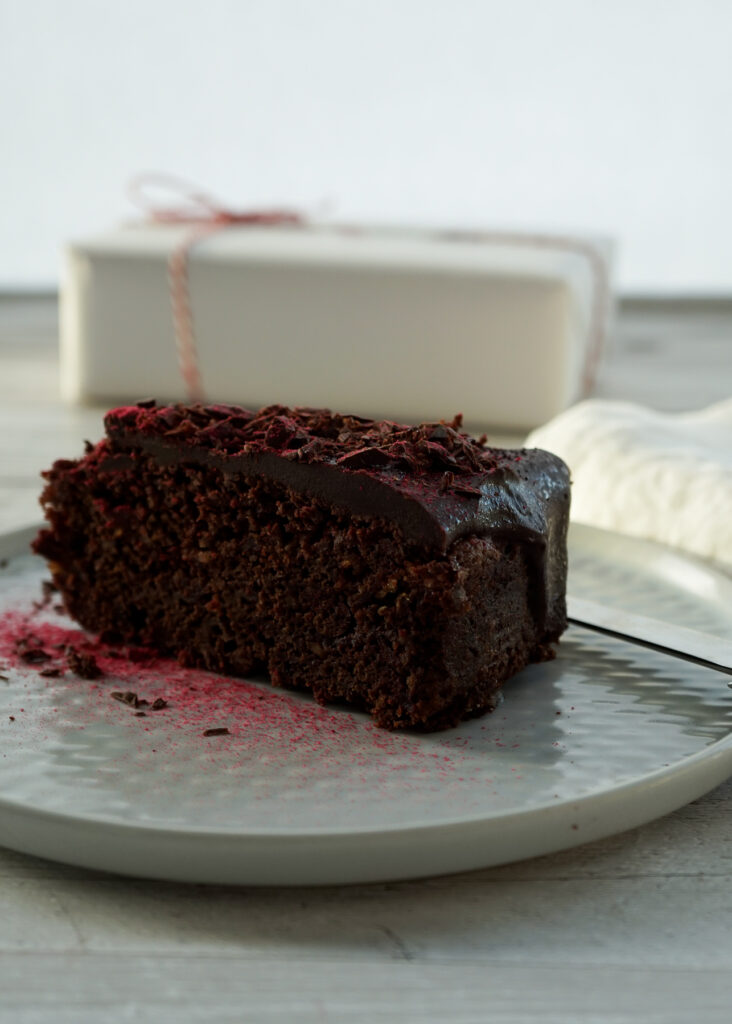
[0, 727, 730, 841]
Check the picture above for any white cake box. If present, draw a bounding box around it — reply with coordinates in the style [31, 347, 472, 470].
[61, 223, 612, 432]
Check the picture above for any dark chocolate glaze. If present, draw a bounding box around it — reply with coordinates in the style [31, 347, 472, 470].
[99, 402, 569, 629]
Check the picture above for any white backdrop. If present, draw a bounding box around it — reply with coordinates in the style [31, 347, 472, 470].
[2, 0, 731, 292]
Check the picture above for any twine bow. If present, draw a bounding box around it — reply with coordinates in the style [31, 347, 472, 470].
[128, 173, 304, 402]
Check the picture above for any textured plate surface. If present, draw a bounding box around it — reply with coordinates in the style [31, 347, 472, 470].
[1, 522, 731, 885]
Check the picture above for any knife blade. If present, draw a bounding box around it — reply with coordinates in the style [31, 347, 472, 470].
[567, 595, 732, 679]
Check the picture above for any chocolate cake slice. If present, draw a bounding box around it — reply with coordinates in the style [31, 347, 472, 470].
[33, 403, 570, 730]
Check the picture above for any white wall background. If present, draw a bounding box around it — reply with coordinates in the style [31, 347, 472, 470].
[1, 0, 731, 293]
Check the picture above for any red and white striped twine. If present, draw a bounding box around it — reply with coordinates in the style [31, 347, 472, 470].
[128, 173, 610, 406]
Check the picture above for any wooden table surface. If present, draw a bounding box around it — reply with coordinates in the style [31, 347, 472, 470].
[1, 295, 731, 1023]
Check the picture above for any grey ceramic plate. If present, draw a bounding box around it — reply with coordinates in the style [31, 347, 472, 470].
[0, 523, 731, 885]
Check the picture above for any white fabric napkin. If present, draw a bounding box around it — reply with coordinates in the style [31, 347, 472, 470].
[526, 397, 732, 570]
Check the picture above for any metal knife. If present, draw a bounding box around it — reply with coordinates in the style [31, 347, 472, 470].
[567, 595, 732, 679]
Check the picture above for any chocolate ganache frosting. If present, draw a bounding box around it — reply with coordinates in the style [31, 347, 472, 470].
[102, 401, 569, 555]
[102, 397, 569, 552]
[99, 403, 570, 633]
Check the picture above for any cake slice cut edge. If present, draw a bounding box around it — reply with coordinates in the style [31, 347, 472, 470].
[32, 402, 570, 731]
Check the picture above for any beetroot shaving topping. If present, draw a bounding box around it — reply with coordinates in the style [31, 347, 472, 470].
[105, 403, 506, 477]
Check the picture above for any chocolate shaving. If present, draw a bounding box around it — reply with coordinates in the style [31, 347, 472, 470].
[15, 635, 51, 663]
[110, 690, 158, 710]
[336, 446, 393, 470]
[66, 649, 103, 679]
[438, 471, 455, 494]
[203, 727, 230, 737]
[111, 690, 142, 707]
[451, 481, 482, 498]
[39, 667, 62, 678]
[19, 648, 51, 664]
